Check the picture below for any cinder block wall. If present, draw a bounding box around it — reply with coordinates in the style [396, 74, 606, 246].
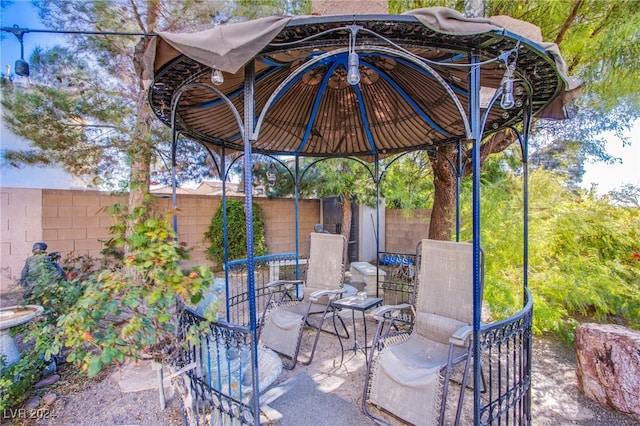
[384, 208, 431, 254]
[1, 188, 322, 292]
[154, 195, 321, 269]
[42, 190, 127, 257]
[1, 188, 44, 295]
[1, 187, 431, 294]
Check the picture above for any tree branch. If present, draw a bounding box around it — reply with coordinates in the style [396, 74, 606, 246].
[555, 0, 584, 45]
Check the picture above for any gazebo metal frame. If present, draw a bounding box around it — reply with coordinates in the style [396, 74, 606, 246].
[148, 9, 576, 425]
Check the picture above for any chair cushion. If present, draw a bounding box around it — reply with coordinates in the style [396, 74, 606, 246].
[270, 308, 305, 330]
[415, 312, 468, 345]
[369, 334, 446, 425]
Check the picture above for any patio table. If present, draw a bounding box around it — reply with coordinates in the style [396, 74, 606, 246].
[332, 295, 383, 366]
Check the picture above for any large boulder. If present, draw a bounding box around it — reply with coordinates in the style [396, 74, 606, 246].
[575, 323, 640, 419]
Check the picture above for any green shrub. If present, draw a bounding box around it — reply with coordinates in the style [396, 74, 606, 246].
[0, 251, 96, 410]
[51, 199, 215, 377]
[461, 168, 640, 339]
[0, 353, 42, 411]
[204, 199, 267, 265]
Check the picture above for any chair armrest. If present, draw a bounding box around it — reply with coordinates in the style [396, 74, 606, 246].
[449, 325, 473, 347]
[370, 303, 412, 321]
[266, 279, 304, 289]
[309, 288, 346, 302]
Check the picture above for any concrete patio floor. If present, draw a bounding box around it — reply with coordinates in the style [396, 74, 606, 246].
[111, 311, 638, 426]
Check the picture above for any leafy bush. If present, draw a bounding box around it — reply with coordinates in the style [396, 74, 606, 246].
[204, 199, 267, 265]
[461, 168, 640, 339]
[52, 199, 215, 377]
[528, 172, 640, 336]
[0, 251, 97, 410]
[0, 353, 42, 411]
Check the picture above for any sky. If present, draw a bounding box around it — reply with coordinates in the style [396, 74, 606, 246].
[1, 1, 638, 195]
[580, 120, 640, 194]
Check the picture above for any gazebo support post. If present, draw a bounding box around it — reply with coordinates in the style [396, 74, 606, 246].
[469, 50, 483, 426]
[242, 60, 261, 423]
[221, 144, 232, 319]
[375, 156, 381, 297]
[295, 156, 301, 279]
[521, 106, 533, 424]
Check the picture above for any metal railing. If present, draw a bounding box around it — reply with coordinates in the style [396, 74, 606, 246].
[374, 253, 533, 424]
[177, 253, 533, 425]
[478, 289, 533, 425]
[224, 253, 306, 326]
[176, 253, 306, 425]
[177, 310, 256, 425]
[376, 251, 417, 306]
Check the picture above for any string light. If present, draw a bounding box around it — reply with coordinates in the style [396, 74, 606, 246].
[499, 51, 518, 110]
[211, 69, 224, 85]
[346, 25, 362, 86]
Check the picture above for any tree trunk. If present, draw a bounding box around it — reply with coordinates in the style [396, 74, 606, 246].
[340, 193, 352, 248]
[128, 52, 154, 214]
[428, 145, 457, 240]
[428, 130, 517, 240]
[125, 1, 160, 239]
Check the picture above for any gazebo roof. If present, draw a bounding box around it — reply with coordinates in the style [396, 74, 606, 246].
[145, 7, 579, 158]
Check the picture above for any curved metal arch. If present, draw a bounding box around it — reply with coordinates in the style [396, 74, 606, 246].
[170, 80, 245, 321]
[371, 45, 472, 137]
[508, 78, 536, 164]
[453, 74, 533, 178]
[362, 51, 467, 97]
[253, 48, 346, 139]
[263, 155, 296, 184]
[223, 152, 297, 186]
[360, 56, 454, 137]
[182, 64, 284, 111]
[377, 147, 458, 184]
[170, 81, 245, 146]
[254, 44, 472, 143]
[297, 155, 377, 184]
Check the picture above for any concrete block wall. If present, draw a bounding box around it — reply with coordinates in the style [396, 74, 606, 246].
[259, 197, 320, 256]
[1, 188, 44, 294]
[153, 194, 220, 271]
[384, 208, 431, 254]
[42, 190, 127, 258]
[153, 195, 321, 269]
[1, 187, 429, 292]
[1, 188, 322, 291]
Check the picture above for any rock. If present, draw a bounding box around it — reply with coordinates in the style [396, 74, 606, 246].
[575, 323, 640, 419]
[41, 393, 57, 405]
[24, 395, 40, 410]
[35, 373, 60, 389]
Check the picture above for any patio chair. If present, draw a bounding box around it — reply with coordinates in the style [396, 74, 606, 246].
[259, 232, 349, 369]
[363, 239, 481, 426]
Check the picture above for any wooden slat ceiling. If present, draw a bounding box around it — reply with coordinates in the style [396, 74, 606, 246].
[149, 14, 564, 158]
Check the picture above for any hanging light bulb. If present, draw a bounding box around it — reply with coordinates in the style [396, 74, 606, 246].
[346, 25, 362, 86]
[9, 27, 30, 89]
[211, 68, 224, 85]
[347, 52, 360, 86]
[500, 76, 515, 109]
[499, 50, 517, 110]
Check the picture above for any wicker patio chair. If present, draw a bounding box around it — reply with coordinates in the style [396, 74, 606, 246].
[259, 232, 349, 369]
[363, 239, 481, 426]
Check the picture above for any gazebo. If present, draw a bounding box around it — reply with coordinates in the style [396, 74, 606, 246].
[145, 7, 577, 425]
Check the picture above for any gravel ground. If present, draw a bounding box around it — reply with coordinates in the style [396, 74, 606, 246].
[3, 286, 637, 426]
[5, 332, 636, 426]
